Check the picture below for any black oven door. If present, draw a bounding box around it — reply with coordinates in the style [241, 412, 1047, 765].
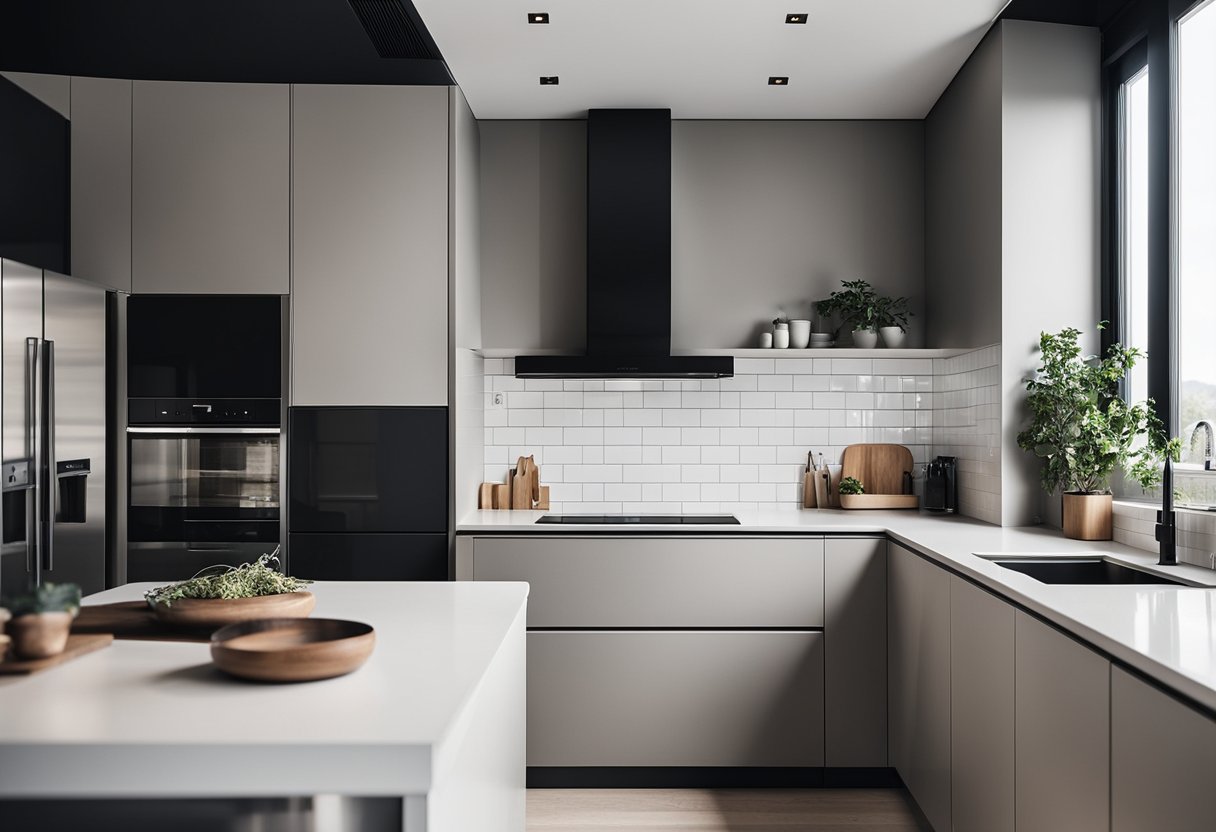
[128, 428, 280, 581]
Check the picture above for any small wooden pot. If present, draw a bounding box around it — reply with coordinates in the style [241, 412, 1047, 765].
[1062, 492, 1113, 541]
[8, 611, 74, 660]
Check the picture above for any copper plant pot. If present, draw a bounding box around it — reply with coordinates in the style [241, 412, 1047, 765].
[8, 611, 74, 659]
[1062, 492, 1114, 541]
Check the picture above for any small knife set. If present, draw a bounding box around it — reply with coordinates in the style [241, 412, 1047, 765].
[478, 455, 551, 510]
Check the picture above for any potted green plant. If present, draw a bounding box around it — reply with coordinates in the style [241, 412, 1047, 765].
[816, 280, 881, 348]
[875, 295, 913, 348]
[2, 582, 82, 659]
[1016, 325, 1179, 540]
[838, 477, 865, 495]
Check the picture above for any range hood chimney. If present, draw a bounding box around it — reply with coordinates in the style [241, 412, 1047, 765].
[514, 109, 733, 379]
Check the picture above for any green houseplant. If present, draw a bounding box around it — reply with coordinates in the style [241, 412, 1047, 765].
[1016, 325, 1178, 540]
[838, 477, 865, 495]
[817, 280, 910, 349]
[1, 582, 81, 659]
[875, 295, 913, 348]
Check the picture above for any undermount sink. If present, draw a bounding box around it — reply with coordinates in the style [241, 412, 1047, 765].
[981, 556, 1194, 587]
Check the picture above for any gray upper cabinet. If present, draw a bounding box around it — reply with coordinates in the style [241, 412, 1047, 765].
[1015, 612, 1110, 832]
[1111, 667, 1216, 832]
[888, 544, 951, 832]
[132, 81, 290, 294]
[291, 84, 449, 407]
[70, 76, 132, 292]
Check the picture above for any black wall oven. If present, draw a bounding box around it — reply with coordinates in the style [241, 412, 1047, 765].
[126, 296, 284, 581]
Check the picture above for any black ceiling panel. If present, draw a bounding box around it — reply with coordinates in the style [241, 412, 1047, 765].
[1001, 0, 1137, 28]
[0, 0, 452, 85]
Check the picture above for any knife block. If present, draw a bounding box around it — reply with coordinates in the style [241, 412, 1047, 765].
[478, 463, 550, 511]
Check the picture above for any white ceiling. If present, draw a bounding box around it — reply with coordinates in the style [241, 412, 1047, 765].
[412, 0, 1011, 120]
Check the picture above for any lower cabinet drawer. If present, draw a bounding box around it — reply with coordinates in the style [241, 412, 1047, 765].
[472, 537, 824, 628]
[527, 630, 825, 767]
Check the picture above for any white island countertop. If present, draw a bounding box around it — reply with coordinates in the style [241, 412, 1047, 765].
[0, 580, 528, 829]
[460, 508, 1216, 714]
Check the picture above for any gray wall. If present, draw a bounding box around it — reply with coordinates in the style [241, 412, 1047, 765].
[1000, 21, 1101, 527]
[924, 30, 1003, 349]
[479, 120, 926, 350]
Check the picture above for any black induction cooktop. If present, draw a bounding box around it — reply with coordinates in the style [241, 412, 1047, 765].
[535, 514, 741, 525]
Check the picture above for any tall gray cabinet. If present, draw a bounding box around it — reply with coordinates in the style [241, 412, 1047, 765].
[290, 85, 449, 407]
[70, 76, 132, 292]
[131, 81, 290, 294]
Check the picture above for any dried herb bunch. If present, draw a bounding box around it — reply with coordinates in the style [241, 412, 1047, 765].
[145, 549, 311, 607]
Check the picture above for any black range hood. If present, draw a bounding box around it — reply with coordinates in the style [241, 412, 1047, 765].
[515, 109, 733, 380]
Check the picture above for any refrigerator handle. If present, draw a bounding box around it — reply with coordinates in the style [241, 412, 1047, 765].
[40, 339, 56, 573]
[25, 338, 41, 578]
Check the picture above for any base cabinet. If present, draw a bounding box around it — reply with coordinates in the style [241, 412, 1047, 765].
[1015, 612, 1110, 832]
[1111, 667, 1216, 832]
[526, 630, 824, 767]
[888, 543, 952, 832]
[950, 577, 1015, 832]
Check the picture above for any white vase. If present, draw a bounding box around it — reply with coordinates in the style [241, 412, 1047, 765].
[758, 332, 773, 348]
[773, 323, 790, 349]
[789, 320, 811, 349]
[879, 326, 906, 348]
[852, 328, 879, 349]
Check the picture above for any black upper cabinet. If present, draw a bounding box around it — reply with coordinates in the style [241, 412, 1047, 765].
[0, 76, 69, 273]
[288, 407, 448, 534]
[127, 295, 283, 399]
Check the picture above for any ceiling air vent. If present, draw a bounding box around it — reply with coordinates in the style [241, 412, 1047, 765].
[347, 0, 441, 60]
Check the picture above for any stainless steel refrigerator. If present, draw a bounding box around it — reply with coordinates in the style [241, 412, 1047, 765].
[1, 258, 108, 599]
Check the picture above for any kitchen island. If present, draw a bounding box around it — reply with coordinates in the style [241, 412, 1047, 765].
[0, 581, 528, 832]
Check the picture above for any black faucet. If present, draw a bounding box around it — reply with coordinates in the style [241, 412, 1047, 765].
[1156, 457, 1176, 566]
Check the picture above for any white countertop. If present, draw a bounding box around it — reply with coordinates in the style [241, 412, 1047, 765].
[0, 581, 529, 798]
[459, 508, 1216, 714]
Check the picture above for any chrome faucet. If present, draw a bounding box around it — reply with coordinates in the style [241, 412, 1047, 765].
[1185, 420, 1215, 470]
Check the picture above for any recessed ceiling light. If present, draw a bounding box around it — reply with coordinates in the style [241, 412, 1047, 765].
[769, 76, 789, 86]
[539, 76, 560, 85]
[529, 12, 550, 24]
[786, 13, 808, 24]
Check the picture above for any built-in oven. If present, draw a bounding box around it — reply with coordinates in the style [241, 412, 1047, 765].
[127, 425, 280, 582]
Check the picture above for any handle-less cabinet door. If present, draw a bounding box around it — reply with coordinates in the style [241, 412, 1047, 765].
[1015, 612, 1110, 832]
[1112, 667, 1216, 832]
[527, 630, 825, 767]
[824, 537, 886, 768]
[132, 81, 289, 294]
[70, 76, 132, 292]
[950, 576, 1015, 832]
[291, 85, 448, 406]
[888, 544, 951, 832]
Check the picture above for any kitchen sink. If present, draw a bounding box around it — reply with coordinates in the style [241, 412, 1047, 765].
[982, 557, 1194, 586]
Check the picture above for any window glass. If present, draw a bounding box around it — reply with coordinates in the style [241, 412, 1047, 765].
[1178, 0, 1216, 463]
[1123, 67, 1151, 409]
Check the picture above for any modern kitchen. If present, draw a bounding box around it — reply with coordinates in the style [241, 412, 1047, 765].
[1, 1, 1215, 830]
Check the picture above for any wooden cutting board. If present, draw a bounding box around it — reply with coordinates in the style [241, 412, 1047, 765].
[840, 444, 914, 496]
[0, 634, 113, 675]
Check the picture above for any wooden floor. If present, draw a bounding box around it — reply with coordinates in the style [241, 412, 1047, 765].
[526, 789, 925, 831]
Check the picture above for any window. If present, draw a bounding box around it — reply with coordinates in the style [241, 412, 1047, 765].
[1177, 0, 1216, 465]
[1120, 66, 1151, 409]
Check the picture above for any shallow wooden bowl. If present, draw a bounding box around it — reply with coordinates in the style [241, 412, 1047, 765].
[151, 591, 315, 630]
[210, 618, 375, 683]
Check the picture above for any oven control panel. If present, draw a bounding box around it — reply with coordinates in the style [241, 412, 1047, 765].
[128, 399, 281, 426]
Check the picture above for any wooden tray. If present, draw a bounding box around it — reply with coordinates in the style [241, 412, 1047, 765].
[73, 601, 212, 642]
[0, 634, 113, 675]
[210, 618, 375, 683]
[840, 494, 919, 510]
[151, 591, 316, 630]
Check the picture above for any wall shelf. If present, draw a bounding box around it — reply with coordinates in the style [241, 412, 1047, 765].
[475, 347, 981, 360]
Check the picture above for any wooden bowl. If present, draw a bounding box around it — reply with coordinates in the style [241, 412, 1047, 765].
[151, 591, 315, 630]
[210, 618, 375, 683]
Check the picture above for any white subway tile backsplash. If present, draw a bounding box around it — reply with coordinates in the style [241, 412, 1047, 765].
[480, 348, 995, 517]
